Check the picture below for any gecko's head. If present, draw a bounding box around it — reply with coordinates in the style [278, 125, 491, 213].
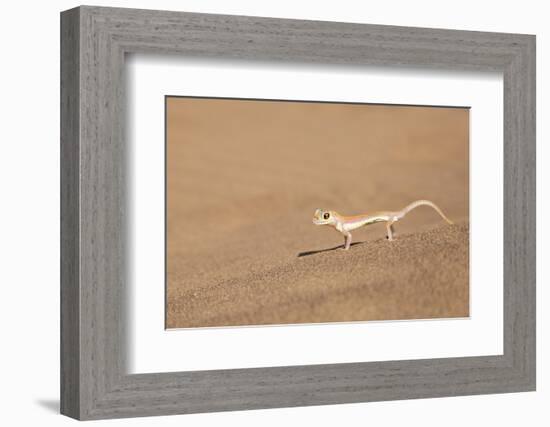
[312, 209, 337, 226]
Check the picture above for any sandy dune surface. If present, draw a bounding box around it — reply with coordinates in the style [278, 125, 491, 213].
[167, 223, 469, 328]
[166, 97, 469, 328]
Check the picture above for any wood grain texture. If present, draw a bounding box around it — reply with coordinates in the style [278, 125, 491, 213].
[60, 7, 80, 419]
[60, 5, 536, 420]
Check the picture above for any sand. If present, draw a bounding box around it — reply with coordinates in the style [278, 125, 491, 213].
[167, 223, 469, 328]
[166, 97, 469, 329]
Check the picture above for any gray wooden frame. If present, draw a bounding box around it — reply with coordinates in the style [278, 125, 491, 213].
[60, 5, 536, 420]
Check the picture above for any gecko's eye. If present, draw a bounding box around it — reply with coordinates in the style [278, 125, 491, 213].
[323, 212, 330, 220]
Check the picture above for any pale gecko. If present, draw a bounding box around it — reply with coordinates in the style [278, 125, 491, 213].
[312, 200, 453, 250]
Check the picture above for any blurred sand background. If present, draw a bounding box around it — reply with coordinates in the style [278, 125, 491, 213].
[166, 97, 469, 329]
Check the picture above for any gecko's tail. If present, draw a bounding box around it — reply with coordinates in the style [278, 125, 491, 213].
[398, 200, 454, 225]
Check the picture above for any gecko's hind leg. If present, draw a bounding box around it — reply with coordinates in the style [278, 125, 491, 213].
[344, 232, 352, 250]
[386, 222, 395, 241]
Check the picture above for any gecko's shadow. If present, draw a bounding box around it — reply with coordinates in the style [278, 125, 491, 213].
[297, 241, 364, 257]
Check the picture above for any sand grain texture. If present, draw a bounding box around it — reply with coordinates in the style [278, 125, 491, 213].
[167, 223, 469, 328]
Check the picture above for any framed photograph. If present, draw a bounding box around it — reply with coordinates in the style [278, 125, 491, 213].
[60, 6, 535, 420]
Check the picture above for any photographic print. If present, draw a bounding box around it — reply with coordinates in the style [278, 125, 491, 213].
[166, 96, 469, 329]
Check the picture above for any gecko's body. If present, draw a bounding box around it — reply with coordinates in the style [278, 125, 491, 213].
[312, 200, 453, 250]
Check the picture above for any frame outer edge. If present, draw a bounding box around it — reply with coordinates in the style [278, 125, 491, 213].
[527, 35, 536, 390]
[502, 34, 536, 390]
[60, 6, 81, 420]
[520, 34, 536, 389]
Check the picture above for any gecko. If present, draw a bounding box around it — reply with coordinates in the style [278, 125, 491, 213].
[312, 200, 453, 250]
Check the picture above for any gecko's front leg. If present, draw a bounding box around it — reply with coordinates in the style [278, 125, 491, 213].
[343, 231, 352, 250]
[386, 221, 395, 241]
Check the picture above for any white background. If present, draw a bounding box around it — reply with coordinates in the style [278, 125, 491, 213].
[129, 58, 503, 373]
[0, 1, 546, 426]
